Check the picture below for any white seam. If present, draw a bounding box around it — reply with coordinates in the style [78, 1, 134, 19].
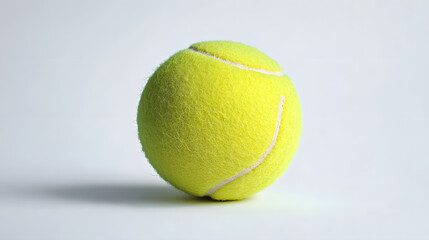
[189, 47, 284, 76]
[205, 95, 286, 197]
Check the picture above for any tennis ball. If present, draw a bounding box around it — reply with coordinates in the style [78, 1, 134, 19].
[137, 41, 302, 200]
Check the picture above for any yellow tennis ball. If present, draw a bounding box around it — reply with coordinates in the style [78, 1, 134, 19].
[137, 41, 302, 200]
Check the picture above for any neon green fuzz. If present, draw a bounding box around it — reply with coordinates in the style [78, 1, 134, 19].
[137, 41, 302, 200]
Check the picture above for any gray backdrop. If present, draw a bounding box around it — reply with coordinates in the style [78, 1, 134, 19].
[1, 0, 428, 239]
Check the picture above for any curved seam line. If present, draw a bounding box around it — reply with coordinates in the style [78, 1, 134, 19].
[189, 47, 284, 76]
[205, 95, 286, 197]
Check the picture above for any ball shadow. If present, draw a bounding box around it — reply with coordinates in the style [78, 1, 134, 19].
[35, 183, 238, 207]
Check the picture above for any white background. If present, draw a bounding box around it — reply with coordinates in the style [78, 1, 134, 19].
[1, 0, 428, 239]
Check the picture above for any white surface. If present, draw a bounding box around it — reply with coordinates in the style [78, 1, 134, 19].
[1, 0, 428, 239]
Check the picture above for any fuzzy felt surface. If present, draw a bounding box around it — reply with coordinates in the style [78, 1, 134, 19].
[137, 41, 302, 200]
